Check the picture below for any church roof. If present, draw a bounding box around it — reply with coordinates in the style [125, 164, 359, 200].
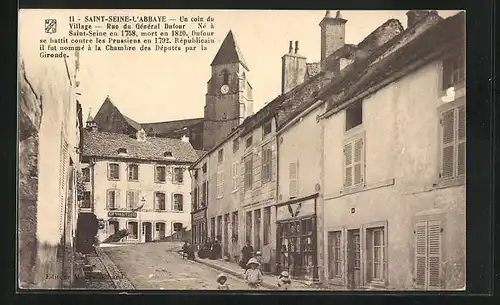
[122, 114, 143, 131]
[211, 30, 249, 70]
[141, 117, 204, 135]
[82, 130, 198, 163]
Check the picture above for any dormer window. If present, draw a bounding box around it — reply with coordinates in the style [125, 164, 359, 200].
[163, 151, 173, 158]
[136, 129, 147, 142]
[117, 148, 127, 155]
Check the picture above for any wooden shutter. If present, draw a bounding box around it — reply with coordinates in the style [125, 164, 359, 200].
[441, 109, 455, 179]
[427, 220, 442, 288]
[327, 232, 335, 279]
[353, 138, 364, 186]
[344, 143, 353, 187]
[289, 162, 298, 198]
[126, 191, 132, 209]
[415, 221, 427, 288]
[456, 105, 466, 176]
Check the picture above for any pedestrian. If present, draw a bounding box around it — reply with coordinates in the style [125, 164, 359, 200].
[277, 271, 291, 290]
[239, 240, 253, 270]
[217, 273, 230, 290]
[243, 257, 263, 290]
[181, 241, 189, 259]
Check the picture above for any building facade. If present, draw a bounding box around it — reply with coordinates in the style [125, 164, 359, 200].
[18, 11, 83, 288]
[81, 125, 197, 243]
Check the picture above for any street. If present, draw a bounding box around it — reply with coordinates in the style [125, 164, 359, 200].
[101, 242, 256, 290]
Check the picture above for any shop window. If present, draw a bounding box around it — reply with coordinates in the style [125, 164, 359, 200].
[345, 100, 363, 131]
[128, 164, 139, 181]
[108, 220, 119, 236]
[155, 192, 166, 211]
[173, 194, 183, 211]
[128, 221, 138, 239]
[108, 163, 120, 180]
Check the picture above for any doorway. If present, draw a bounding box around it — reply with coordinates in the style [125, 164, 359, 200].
[142, 222, 152, 242]
[346, 229, 361, 289]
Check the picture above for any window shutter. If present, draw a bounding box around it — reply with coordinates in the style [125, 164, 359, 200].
[414, 221, 427, 288]
[106, 190, 111, 209]
[353, 138, 364, 185]
[107, 164, 111, 180]
[115, 190, 120, 209]
[126, 191, 132, 209]
[457, 105, 466, 176]
[289, 162, 297, 197]
[428, 220, 442, 288]
[344, 143, 353, 187]
[441, 109, 455, 179]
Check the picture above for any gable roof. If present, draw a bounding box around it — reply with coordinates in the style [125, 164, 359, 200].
[122, 114, 142, 131]
[211, 30, 249, 70]
[141, 117, 204, 135]
[82, 130, 198, 163]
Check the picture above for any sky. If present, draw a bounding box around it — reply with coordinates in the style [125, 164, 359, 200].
[74, 10, 462, 123]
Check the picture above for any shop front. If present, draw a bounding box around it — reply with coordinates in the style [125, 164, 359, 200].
[191, 207, 207, 248]
[275, 194, 318, 281]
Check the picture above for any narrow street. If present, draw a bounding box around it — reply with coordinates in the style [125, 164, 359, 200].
[101, 242, 257, 290]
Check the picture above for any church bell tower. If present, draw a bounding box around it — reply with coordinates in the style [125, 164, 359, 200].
[203, 30, 253, 151]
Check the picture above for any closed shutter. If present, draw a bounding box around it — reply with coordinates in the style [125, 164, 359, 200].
[289, 162, 298, 198]
[456, 105, 466, 176]
[441, 109, 455, 179]
[414, 220, 443, 289]
[127, 191, 132, 209]
[344, 143, 353, 187]
[353, 138, 364, 186]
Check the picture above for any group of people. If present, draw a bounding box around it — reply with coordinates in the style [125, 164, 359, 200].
[197, 238, 222, 260]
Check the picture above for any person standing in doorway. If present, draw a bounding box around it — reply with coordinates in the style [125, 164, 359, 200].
[240, 240, 253, 270]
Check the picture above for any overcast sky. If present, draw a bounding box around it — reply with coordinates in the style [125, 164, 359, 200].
[75, 10, 461, 123]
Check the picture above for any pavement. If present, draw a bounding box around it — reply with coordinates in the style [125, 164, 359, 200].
[100, 242, 257, 290]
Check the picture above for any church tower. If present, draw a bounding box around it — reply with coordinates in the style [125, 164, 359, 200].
[203, 30, 254, 151]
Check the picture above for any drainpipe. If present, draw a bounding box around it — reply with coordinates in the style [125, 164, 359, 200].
[274, 115, 280, 275]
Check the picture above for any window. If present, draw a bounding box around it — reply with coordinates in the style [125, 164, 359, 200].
[128, 164, 139, 181]
[128, 221, 138, 239]
[233, 138, 239, 153]
[217, 215, 222, 240]
[442, 52, 465, 89]
[163, 151, 173, 157]
[216, 171, 224, 198]
[126, 191, 139, 210]
[82, 168, 90, 182]
[415, 219, 443, 289]
[108, 220, 119, 236]
[202, 163, 207, 174]
[366, 227, 386, 283]
[262, 121, 272, 138]
[254, 209, 261, 250]
[440, 104, 466, 180]
[173, 194, 183, 211]
[173, 222, 183, 233]
[222, 69, 229, 85]
[173, 167, 184, 184]
[155, 192, 166, 211]
[232, 211, 238, 242]
[106, 190, 118, 209]
[244, 155, 253, 190]
[344, 137, 364, 188]
[289, 162, 298, 198]
[245, 211, 252, 244]
[211, 217, 216, 240]
[232, 162, 239, 191]
[263, 207, 271, 245]
[328, 231, 342, 279]
[155, 166, 166, 183]
[192, 187, 198, 211]
[246, 136, 253, 148]
[218, 149, 224, 164]
[117, 148, 127, 155]
[156, 222, 166, 239]
[345, 101, 363, 131]
[262, 144, 272, 183]
[201, 181, 208, 207]
[108, 163, 120, 180]
[82, 191, 91, 208]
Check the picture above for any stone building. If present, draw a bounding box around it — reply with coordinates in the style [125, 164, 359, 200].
[278, 10, 465, 290]
[80, 121, 198, 243]
[18, 23, 83, 288]
[90, 30, 254, 153]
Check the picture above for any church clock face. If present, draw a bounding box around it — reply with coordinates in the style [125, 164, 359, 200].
[220, 84, 229, 94]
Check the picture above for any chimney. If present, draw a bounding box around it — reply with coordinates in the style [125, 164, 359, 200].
[281, 41, 307, 94]
[319, 10, 347, 63]
[406, 10, 431, 28]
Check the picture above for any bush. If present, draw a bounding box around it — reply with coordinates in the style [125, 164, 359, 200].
[103, 229, 129, 243]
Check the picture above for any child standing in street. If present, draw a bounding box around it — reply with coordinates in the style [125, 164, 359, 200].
[277, 271, 292, 290]
[217, 273, 230, 290]
[244, 258, 263, 290]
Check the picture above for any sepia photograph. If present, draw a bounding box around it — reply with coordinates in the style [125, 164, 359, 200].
[18, 9, 466, 291]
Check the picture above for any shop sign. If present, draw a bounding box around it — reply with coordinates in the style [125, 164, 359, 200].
[276, 198, 315, 221]
[108, 211, 137, 218]
[192, 209, 206, 221]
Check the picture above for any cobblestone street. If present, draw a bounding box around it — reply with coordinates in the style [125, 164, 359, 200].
[101, 242, 259, 290]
